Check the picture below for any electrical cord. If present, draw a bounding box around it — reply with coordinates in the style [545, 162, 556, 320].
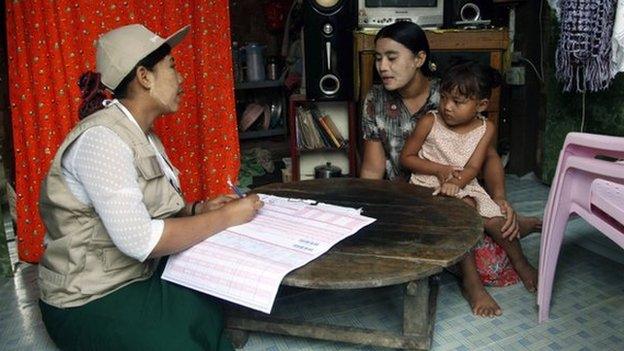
[508, 0, 544, 83]
[539, 0, 545, 82]
[519, 57, 544, 82]
[580, 90, 586, 132]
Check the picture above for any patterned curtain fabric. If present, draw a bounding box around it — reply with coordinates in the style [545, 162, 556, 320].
[6, 1, 240, 262]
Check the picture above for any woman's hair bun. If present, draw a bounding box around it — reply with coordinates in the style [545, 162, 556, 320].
[78, 71, 108, 119]
[78, 71, 102, 97]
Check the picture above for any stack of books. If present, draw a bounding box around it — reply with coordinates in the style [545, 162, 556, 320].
[295, 105, 347, 150]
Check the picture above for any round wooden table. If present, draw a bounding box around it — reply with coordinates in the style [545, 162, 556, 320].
[226, 178, 483, 350]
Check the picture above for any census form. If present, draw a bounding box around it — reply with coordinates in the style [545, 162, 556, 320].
[162, 194, 376, 313]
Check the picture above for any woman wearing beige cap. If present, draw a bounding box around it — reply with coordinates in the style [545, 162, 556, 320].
[37, 24, 257, 350]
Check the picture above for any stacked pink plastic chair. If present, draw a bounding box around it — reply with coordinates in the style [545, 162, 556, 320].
[538, 132, 624, 323]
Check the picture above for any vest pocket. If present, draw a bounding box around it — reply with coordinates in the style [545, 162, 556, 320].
[102, 248, 140, 272]
[136, 155, 164, 180]
[38, 264, 66, 287]
[78, 250, 147, 296]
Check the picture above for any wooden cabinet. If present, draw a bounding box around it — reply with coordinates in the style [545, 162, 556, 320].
[288, 95, 357, 181]
[354, 29, 509, 139]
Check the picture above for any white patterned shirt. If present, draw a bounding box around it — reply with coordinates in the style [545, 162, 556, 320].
[61, 102, 178, 261]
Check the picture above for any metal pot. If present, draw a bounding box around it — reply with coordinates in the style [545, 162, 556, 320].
[314, 162, 342, 179]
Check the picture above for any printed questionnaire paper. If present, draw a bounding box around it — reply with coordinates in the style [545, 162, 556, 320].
[161, 194, 376, 313]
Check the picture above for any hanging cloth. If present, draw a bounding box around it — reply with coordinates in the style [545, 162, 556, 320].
[611, 0, 624, 77]
[547, 0, 562, 18]
[555, 0, 617, 92]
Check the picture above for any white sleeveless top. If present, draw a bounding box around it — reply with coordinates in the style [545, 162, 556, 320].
[409, 111, 503, 218]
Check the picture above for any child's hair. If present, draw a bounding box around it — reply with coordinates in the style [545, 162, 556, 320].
[440, 59, 502, 100]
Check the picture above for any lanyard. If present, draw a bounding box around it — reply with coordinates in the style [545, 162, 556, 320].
[104, 100, 182, 194]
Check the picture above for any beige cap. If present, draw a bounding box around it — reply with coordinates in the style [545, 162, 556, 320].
[96, 24, 190, 90]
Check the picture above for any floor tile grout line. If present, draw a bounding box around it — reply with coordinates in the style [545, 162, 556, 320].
[470, 294, 624, 351]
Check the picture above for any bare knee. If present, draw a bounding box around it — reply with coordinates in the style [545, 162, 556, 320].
[484, 216, 506, 240]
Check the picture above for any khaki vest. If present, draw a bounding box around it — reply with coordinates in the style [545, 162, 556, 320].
[38, 104, 185, 308]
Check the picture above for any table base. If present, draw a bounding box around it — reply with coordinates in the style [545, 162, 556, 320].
[225, 275, 440, 350]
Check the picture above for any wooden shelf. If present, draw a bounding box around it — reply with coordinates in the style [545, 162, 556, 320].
[354, 28, 510, 52]
[235, 79, 283, 90]
[235, 77, 287, 141]
[298, 146, 350, 154]
[289, 97, 357, 181]
[239, 128, 286, 140]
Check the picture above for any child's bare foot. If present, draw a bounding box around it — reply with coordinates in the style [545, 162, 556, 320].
[462, 280, 502, 317]
[518, 216, 542, 238]
[514, 259, 538, 292]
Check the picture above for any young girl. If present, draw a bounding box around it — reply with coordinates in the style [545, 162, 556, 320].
[400, 60, 537, 317]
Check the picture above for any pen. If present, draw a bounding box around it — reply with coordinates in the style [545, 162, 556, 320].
[227, 178, 245, 198]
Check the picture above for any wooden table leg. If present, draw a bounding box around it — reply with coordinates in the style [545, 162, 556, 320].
[403, 275, 439, 350]
[224, 275, 440, 350]
[225, 328, 250, 348]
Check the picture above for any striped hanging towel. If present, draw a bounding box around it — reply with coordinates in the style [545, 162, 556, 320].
[555, 0, 617, 92]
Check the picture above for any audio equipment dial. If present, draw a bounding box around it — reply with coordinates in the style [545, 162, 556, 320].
[323, 23, 333, 35]
[303, 0, 355, 100]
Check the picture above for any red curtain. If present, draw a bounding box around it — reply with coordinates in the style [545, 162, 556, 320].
[6, 1, 240, 263]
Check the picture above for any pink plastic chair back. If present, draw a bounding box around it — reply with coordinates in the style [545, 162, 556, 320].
[538, 132, 624, 323]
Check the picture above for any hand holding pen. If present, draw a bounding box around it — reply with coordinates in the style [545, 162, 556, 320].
[227, 178, 246, 198]
[226, 177, 263, 214]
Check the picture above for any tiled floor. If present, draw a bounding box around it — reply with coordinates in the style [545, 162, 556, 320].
[1, 175, 623, 351]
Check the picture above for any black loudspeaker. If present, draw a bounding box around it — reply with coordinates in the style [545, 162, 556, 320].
[303, 0, 357, 101]
[443, 0, 493, 28]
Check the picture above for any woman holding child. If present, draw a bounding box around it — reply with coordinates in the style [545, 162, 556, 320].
[360, 22, 539, 317]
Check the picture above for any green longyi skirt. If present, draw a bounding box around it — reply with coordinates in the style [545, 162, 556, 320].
[39, 259, 234, 351]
